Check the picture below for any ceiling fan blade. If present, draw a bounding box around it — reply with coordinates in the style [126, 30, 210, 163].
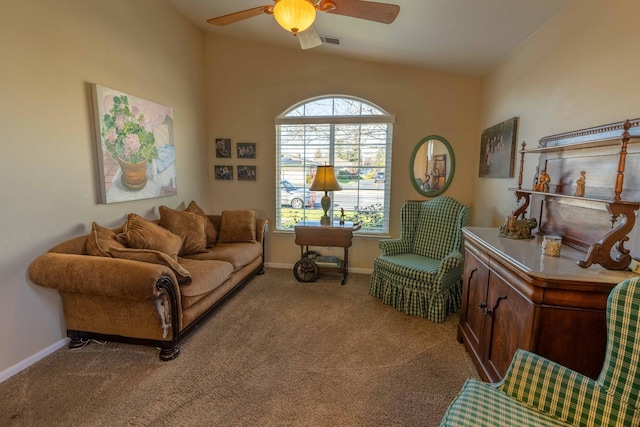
[207, 6, 272, 26]
[323, 0, 400, 24]
[298, 25, 323, 50]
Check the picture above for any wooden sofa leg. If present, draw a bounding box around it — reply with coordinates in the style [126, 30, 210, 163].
[159, 345, 180, 361]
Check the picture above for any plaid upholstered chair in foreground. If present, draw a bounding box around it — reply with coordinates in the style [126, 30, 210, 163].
[369, 196, 470, 322]
[441, 276, 640, 426]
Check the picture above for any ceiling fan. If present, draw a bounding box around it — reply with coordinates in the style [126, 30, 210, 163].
[207, 0, 400, 50]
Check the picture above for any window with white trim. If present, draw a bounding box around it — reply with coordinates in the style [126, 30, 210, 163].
[275, 95, 394, 233]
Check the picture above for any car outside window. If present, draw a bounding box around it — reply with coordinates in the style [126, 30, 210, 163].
[275, 96, 394, 234]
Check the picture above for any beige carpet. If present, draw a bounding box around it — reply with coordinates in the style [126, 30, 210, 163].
[1, 268, 478, 426]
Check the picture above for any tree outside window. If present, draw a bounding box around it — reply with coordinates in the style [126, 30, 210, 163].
[275, 96, 394, 233]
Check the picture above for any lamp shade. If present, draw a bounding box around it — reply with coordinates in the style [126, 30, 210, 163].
[310, 165, 342, 192]
[273, 0, 316, 35]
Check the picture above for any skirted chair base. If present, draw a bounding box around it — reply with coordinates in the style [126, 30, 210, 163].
[369, 196, 470, 323]
[369, 254, 462, 322]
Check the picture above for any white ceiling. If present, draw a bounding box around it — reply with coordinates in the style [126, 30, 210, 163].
[165, 0, 572, 76]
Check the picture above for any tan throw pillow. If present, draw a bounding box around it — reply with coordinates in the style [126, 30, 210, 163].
[185, 201, 218, 246]
[218, 210, 256, 243]
[117, 213, 182, 260]
[110, 247, 192, 284]
[158, 206, 208, 256]
[86, 222, 126, 257]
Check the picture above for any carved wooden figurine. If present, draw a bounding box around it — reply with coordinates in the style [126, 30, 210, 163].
[498, 214, 537, 239]
[534, 170, 551, 192]
[575, 170, 586, 197]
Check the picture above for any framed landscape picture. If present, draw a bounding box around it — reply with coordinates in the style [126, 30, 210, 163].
[91, 84, 177, 204]
[479, 117, 519, 178]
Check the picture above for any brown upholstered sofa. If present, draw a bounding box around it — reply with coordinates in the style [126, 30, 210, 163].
[29, 202, 268, 360]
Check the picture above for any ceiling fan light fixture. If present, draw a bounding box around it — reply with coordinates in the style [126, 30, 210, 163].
[273, 0, 316, 35]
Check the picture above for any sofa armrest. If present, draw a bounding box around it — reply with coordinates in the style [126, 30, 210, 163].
[255, 217, 268, 244]
[378, 238, 412, 256]
[29, 252, 181, 301]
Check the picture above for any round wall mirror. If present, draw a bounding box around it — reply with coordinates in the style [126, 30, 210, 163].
[409, 135, 455, 197]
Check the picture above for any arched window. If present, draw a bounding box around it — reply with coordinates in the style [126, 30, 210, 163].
[275, 95, 394, 233]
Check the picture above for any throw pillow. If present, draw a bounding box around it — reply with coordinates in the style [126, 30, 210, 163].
[110, 247, 192, 284]
[185, 201, 218, 246]
[117, 213, 182, 260]
[86, 221, 126, 257]
[158, 206, 208, 256]
[218, 210, 256, 243]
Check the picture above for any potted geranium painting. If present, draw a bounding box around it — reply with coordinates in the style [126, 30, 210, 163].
[92, 84, 177, 203]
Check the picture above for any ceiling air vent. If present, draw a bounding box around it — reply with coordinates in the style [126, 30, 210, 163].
[320, 35, 342, 46]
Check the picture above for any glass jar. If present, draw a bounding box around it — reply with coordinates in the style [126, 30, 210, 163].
[542, 235, 562, 257]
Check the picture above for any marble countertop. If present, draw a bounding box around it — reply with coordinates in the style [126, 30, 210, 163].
[463, 227, 637, 284]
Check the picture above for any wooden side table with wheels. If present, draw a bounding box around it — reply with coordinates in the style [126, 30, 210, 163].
[293, 221, 360, 285]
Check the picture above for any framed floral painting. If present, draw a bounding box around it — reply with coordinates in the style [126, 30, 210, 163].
[92, 84, 177, 203]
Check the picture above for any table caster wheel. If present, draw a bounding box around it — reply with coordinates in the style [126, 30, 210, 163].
[293, 259, 319, 282]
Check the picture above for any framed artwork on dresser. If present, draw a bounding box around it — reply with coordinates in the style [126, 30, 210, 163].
[479, 117, 518, 178]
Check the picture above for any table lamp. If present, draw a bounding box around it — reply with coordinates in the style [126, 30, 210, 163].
[310, 165, 342, 225]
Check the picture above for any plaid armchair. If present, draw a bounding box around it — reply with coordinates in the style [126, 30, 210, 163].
[369, 196, 470, 322]
[440, 276, 640, 426]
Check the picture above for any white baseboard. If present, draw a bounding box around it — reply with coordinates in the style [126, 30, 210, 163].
[347, 266, 374, 275]
[0, 337, 69, 383]
[264, 262, 373, 275]
[264, 262, 292, 270]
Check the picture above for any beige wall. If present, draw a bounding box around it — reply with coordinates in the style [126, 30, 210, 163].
[203, 35, 481, 269]
[0, 1, 207, 374]
[475, 0, 640, 231]
[11, 0, 633, 378]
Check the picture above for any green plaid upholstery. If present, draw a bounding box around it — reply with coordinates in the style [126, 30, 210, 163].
[440, 276, 640, 426]
[369, 196, 470, 323]
[441, 378, 569, 426]
[414, 196, 469, 260]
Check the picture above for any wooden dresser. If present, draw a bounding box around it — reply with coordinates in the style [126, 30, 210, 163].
[459, 118, 640, 382]
[458, 227, 635, 383]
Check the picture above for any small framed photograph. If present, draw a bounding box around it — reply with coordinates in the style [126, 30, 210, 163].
[215, 138, 231, 158]
[237, 165, 256, 181]
[214, 165, 233, 180]
[237, 142, 256, 159]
